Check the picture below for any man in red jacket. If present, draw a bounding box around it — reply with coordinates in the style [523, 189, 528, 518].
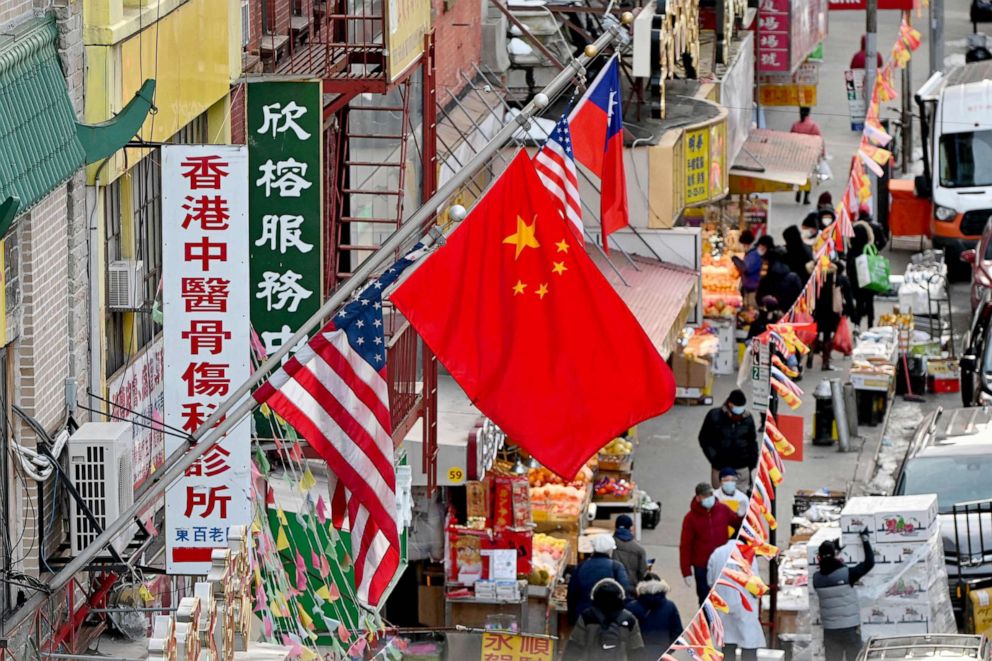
[680, 483, 742, 605]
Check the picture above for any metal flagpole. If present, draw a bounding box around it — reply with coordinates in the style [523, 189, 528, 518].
[0, 18, 632, 640]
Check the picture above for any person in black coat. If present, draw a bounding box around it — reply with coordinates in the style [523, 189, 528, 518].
[697, 389, 758, 491]
[628, 574, 683, 661]
[757, 247, 802, 309]
[810, 260, 855, 371]
[782, 225, 813, 282]
[845, 221, 876, 329]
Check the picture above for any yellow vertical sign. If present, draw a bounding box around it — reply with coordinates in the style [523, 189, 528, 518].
[684, 127, 710, 205]
[480, 633, 554, 661]
[385, 0, 431, 82]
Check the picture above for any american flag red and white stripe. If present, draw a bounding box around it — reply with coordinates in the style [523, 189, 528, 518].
[253, 249, 420, 606]
[534, 114, 583, 241]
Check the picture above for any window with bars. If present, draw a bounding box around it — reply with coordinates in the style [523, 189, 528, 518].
[106, 113, 209, 380]
[241, 0, 251, 47]
[104, 180, 126, 377]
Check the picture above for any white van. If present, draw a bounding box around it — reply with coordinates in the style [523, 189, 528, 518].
[915, 61, 992, 273]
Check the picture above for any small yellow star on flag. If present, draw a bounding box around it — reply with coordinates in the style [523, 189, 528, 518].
[555, 239, 570, 253]
[536, 283, 549, 299]
[512, 280, 527, 295]
[552, 261, 568, 276]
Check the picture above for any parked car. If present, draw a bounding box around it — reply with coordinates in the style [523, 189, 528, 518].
[959, 289, 992, 406]
[895, 407, 992, 619]
[961, 218, 992, 312]
[858, 634, 991, 660]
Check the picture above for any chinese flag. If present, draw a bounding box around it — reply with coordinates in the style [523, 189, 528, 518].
[389, 151, 674, 479]
[569, 56, 630, 251]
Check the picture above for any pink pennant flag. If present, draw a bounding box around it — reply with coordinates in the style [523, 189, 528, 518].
[255, 583, 267, 612]
[337, 623, 350, 644]
[316, 495, 328, 524]
[319, 555, 330, 579]
[263, 614, 274, 638]
[311, 550, 321, 569]
[347, 638, 368, 657]
[281, 635, 303, 659]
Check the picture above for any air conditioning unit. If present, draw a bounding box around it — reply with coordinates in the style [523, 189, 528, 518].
[108, 260, 145, 310]
[68, 422, 136, 555]
[481, 17, 511, 74]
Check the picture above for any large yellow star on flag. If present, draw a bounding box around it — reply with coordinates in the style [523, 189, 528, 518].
[503, 215, 540, 259]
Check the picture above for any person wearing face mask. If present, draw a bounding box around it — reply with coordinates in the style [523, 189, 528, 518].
[782, 225, 813, 281]
[679, 483, 741, 605]
[697, 390, 758, 492]
[714, 467, 749, 515]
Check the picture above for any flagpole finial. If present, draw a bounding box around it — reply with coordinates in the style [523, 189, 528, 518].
[533, 93, 549, 109]
[449, 204, 467, 222]
[620, 11, 633, 24]
[584, 45, 598, 57]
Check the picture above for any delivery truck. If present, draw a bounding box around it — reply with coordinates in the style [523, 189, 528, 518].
[914, 61, 992, 278]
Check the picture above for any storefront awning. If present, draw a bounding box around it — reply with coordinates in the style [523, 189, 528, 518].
[728, 128, 823, 193]
[0, 15, 154, 234]
[591, 252, 699, 360]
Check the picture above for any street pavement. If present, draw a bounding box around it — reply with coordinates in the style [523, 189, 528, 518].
[629, 3, 979, 623]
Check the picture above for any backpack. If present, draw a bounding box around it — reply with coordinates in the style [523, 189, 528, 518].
[589, 608, 629, 661]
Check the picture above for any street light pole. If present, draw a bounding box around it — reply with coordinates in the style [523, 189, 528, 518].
[902, 10, 914, 173]
[929, 0, 944, 75]
[865, 0, 878, 113]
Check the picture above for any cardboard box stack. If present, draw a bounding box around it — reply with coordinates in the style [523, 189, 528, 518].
[806, 495, 955, 659]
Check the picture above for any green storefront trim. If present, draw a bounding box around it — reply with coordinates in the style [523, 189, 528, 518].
[0, 14, 154, 236]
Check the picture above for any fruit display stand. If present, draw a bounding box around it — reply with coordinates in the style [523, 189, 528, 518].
[592, 435, 643, 540]
[702, 253, 744, 320]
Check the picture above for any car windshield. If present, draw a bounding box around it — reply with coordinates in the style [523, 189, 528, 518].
[939, 130, 992, 188]
[901, 455, 992, 512]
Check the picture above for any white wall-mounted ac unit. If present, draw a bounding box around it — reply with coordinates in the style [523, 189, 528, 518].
[108, 260, 145, 311]
[68, 422, 136, 555]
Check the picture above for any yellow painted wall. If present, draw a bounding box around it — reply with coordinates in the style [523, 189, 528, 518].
[120, 0, 232, 144]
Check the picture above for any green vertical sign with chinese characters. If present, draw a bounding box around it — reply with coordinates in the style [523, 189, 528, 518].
[248, 81, 323, 436]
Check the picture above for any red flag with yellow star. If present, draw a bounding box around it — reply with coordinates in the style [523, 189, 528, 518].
[389, 151, 674, 478]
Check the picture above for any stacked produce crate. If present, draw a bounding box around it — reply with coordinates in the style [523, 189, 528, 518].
[805, 495, 955, 659]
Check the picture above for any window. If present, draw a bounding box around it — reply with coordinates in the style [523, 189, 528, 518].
[242, 0, 251, 47]
[104, 180, 126, 377]
[939, 129, 992, 188]
[106, 113, 209, 379]
[132, 155, 162, 348]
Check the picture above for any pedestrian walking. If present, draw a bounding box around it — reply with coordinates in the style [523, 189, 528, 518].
[782, 225, 813, 281]
[566, 578, 644, 661]
[757, 247, 802, 311]
[613, 515, 649, 585]
[679, 483, 742, 605]
[816, 191, 833, 213]
[813, 531, 876, 661]
[707, 533, 765, 661]
[846, 220, 877, 329]
[790, 108, 822, 205]
[714, 467, 750, 516]
[809, 260, 854, 371]
[567, 534, 632, 624]
[737, 230, 763, 308]
[697, 389, 758, 491]
[850, 35, 884, 69]
[628, 574, 682, 661]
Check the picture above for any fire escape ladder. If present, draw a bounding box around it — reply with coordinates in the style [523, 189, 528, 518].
[335, 78, 413, 280]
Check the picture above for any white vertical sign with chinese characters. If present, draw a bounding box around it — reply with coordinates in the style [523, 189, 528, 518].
[162, 145, 251, 575]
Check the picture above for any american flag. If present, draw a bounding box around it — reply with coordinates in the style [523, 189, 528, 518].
[534, 114, 583, 241]
[253, 248, 421, 606]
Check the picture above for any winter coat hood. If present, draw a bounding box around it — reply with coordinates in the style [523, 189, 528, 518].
[636, 579, 670, 597]
[591, 577, 626, 613]
[615, 527, 635, 542]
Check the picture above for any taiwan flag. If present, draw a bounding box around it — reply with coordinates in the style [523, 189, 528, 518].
[569, 55, 629, 252]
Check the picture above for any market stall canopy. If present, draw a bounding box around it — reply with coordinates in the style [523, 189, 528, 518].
[729, 129, 824, 194]
[590, 251, 699, 360]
